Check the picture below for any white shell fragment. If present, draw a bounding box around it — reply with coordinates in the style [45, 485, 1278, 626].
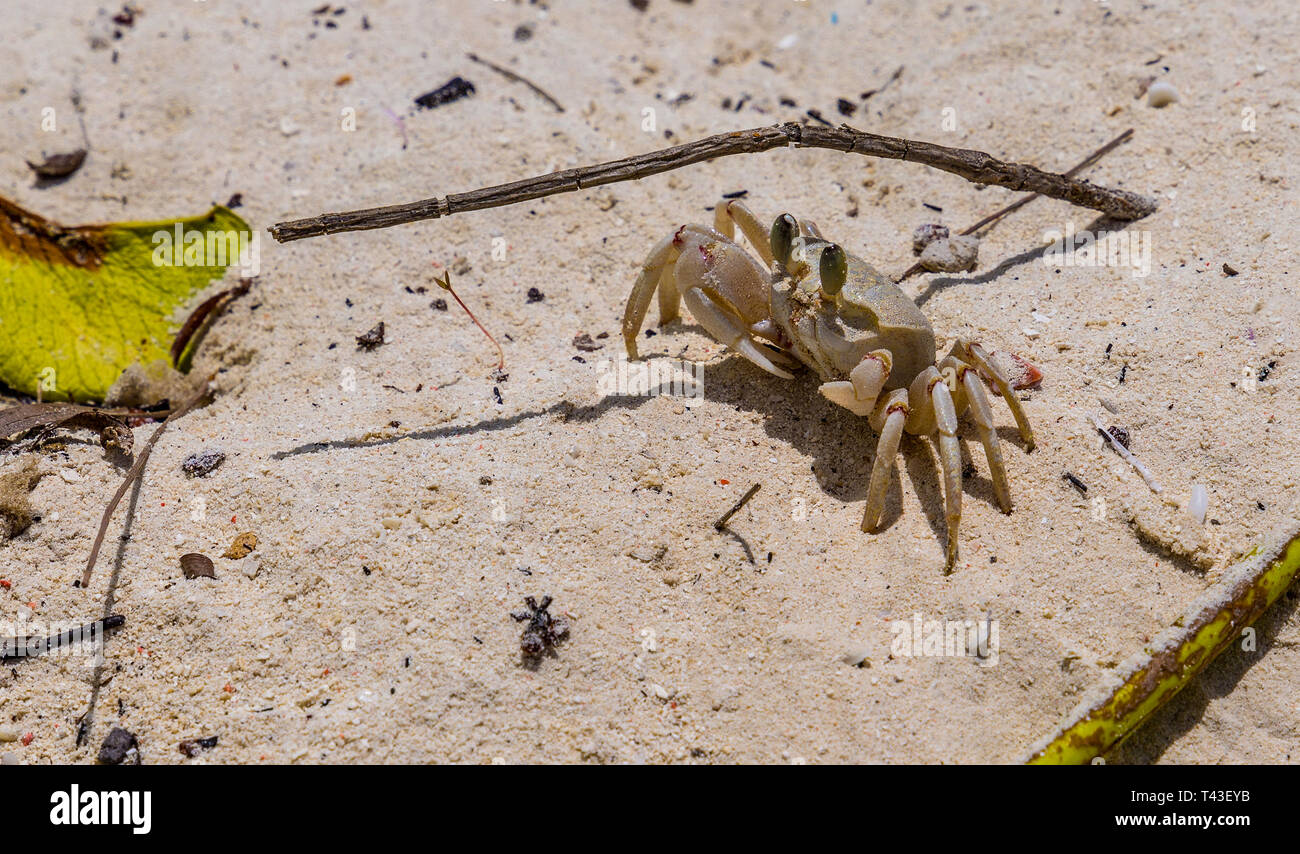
[918, 234, 980, 273]
[1147, 81, 1180, 108]
[1188, 484, 1208, 524]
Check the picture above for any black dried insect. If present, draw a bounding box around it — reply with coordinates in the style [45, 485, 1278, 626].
[356, 321, 386, 351]
[573, 332, 603, 352]
[414, 76, 476, 110]
[526, 287, 545, 303]
[511, 595, 569, 659]
[178, 735, 218, 757]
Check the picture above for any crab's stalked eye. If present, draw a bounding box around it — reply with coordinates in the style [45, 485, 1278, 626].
[819, 243, 847, 298]
[770, 213, 798, 267]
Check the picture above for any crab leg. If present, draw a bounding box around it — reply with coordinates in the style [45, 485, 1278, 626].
[956, 338, 1035, 451]
[623, 225, 723, 360]
[960, 363, 1012, 512]
[622, 234, 679, 360]
[713, 200, 774, 268]
[930, 377, 963, 571]
[656, 266, 681, 326]
[862, 389, 909, 532]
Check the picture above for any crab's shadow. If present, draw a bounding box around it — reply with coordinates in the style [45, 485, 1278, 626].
[688, 354, 1024, 542]
[273, 332, 1030, 545]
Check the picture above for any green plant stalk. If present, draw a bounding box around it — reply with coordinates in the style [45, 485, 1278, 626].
[1023, 514, 1300, 764]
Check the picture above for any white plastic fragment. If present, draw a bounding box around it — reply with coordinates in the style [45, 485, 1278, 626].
[1089, 412, 1162, 494]
[1188, 484, 1208, 524]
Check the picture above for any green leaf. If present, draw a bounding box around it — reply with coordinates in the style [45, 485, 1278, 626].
[0, 196, 253, 402]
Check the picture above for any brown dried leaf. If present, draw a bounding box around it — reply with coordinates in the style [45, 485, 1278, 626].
[26, 149, 87, 179]
[0, 403, 133, 454]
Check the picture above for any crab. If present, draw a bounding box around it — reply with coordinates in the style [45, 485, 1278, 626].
[621, 199, 1036, 571]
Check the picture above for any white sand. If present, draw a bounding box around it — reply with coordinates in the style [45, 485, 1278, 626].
[1, 0, 1297, 763]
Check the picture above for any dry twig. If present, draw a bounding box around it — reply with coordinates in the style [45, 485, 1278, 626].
[1089, 412, 1162, 494]
[466, 52, 565, 113]
[269, 123, 1156, 243]
[714, 483, 762, 530]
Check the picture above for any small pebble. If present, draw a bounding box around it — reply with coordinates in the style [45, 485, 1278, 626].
[0, 752, 17, 765]
[237, 555, 261, 579]
[1147, 81, 1179, 108]
[222, 532, 259, 560]
[97, 727, 140, 765]
[918, 234, 979, 273]
[0, 726, 18, 743]
[182, 449, 226, 478]
[841, 645, 871, 667]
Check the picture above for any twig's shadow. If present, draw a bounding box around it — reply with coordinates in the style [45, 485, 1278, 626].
[76, 477, 142, 754]
[914, 215, 1138, 308]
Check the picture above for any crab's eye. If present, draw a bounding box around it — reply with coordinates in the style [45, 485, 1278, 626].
[819, 244, 847, 297]
[770, 214, 798, 266]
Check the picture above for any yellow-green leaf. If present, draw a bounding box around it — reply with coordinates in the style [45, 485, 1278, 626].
[0, 196, 253, 402]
